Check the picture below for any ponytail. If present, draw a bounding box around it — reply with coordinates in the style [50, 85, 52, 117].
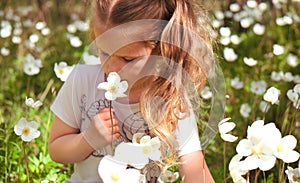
[141, 0, 214, 169]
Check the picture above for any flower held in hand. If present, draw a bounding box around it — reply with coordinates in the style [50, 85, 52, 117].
[97, 72, 128, 101]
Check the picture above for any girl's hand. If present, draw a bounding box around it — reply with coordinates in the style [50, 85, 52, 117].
[82, 108, 120, 150]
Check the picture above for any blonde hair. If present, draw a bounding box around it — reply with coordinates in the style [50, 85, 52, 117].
[92, 0, 214, 167]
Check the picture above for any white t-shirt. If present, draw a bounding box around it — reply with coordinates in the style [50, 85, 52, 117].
[50, 64, 201, 182]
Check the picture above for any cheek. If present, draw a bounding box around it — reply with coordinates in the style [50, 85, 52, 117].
[102, 58, 127, 74]
[119, 57, 153, 86]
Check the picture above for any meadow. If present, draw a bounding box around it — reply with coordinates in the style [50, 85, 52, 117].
[0, 0, 300, 182]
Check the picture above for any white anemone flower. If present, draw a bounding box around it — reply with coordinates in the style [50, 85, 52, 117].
[247, 0, 258, 8]
[35, 21, 46, 30]
[224, 47, 238, 62]
[271, 71, 284, 81]
[23, 54, 42, 76]
[273, 135, 300, 163]
[54, 62, 75, 82]
[294, 75, 300, 84]
[1, 47, 10, 56]
[67, 24, 77, 33]
[220, 27, 231, 37]
[231, 77, 244, 90]
[240, 103, 251, 118]
[243, 57, 258, 67]
[69, 36, 82, 47]
[230, 35, 242, 45]
[218, 118, 238, 142]
[287, 89, 299, 103]
[287, 53, 298, 67]
[14, 118, 40, 142]
[240, 17, 254, 28]
[229, 3, 240, 12]
[24, 62, 40, 76]
[294, 84, 300, 94]
[236, 120, 280, 171]
[285, 166, 300, 183]
[82, 52, 100, 65]
[25, 97, 42, 109]
[253, 23, 265, 35]
[250, 80, 267, 95]
[283, 72, 294, 82]
[114, 136, 161, 170]
[98, 156, 144, 183]
[200, 86, 212, 99]
[158, 170, 179, 183]
[263, 86, 280, 105]
[97, 72, 128, 101]
[229, 154, 248, 183]
[273, 44, 285, 55]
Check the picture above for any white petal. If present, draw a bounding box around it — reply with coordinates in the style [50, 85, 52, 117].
[281, 135, 297, 150]
[25, 97, 34, 106]
[221, 133, 238, 142]
[107, 72, 120, 84]
[32, 100, 43, 108]
[27, 121, 39, 129]
[243, 156, 259, 170]
[105, 91, 116, 101]
[119, 81, 128, 92]
[132, 133, 145, 144]
[280, 151, 300, 163]
[21, 134, 34, 142]
[236, 139, 252, 156]
[258, 155, 276, 171]
[97, 82, 109, 90]
[219, 122, 236, 134]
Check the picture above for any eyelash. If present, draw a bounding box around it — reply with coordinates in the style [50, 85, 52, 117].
[99, 50, 135, 62]
[123, 58, 134, 62]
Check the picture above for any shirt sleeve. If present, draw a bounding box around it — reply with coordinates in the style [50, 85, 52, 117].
[175, 110, 202, 157]
[50, 65, 81, 129]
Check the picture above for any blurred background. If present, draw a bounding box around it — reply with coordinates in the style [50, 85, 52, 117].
[1, 0, 300, 182]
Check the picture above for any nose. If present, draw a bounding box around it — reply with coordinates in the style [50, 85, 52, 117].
[102, 56, 123, 74]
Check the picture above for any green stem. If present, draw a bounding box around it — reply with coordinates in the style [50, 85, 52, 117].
[223, 142, 227, 180]
[263, 171, 267, 183]
[254, 170, 261, 183]
[109, 101, 114, 154]
[22, 142, 30, 183]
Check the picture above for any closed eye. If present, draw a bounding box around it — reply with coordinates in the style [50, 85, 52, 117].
[123, 57, 135, 62]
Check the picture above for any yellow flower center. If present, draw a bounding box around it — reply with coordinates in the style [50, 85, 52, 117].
[108, 84, 117, 93]
[277, 144, 284, 152]
[143, 146, 151, 154]
[22, 127, 31, 136]
[293, 175, 300, 182]
[110, 173, 120, 182]
[136, 137, 141, 144]
[59, 69, 64, 75]
[251, 145, 262, 157]
[167, 176, 173, 181]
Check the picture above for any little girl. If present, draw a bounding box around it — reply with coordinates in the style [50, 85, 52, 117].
[49, 0, 216, 182]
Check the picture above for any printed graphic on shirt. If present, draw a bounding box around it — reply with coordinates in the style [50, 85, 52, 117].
[79, 95, 150, 157]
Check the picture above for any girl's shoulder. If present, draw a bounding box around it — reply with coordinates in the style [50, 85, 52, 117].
[70, 64, 104, 81]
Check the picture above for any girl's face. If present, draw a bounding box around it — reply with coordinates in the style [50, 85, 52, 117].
[93, 20, 156, 91]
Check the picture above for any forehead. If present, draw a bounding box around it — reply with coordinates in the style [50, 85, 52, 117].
[92, 18, 164, 54]
[93, 20, 148, 55]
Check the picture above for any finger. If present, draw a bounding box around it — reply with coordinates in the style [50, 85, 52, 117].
[113, 133, 120, 140]
[99, 110, 116, 120]
[102, 118, 118, 128]
[109, 126, 119, 135]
